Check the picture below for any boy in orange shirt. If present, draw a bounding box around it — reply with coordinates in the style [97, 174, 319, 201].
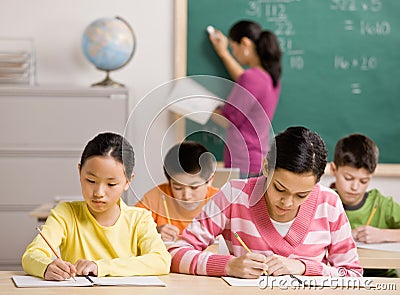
[136, 141, 218, 242]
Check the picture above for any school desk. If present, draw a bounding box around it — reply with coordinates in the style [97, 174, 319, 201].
[29, 202, 54, 222]
[2, 271, 399, 295]
[358, 248, 400, 269]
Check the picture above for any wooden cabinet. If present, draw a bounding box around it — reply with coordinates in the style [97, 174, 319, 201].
[0, 86, 129, 268]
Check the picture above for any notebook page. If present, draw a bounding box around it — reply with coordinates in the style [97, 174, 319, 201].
[356, 241, 400, 252]
[92, 276, 166, 286]
[12, 275, 92, 287]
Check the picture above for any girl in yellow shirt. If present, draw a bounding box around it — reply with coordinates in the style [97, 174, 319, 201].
[22, 132, 171, 280]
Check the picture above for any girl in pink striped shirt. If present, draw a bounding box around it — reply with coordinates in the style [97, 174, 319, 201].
[168, 126, 362, 278]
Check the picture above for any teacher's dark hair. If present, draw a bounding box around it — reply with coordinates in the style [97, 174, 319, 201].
[268, 126, 327, 182]
[79, 132, 135, 178]
[229, 20, 282, 87]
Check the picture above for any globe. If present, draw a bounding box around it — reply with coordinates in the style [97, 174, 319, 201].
[82, 16, 136, 87]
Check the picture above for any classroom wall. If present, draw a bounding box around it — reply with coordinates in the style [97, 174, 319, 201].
[0, 0, 398, 202]
[0, 0, 174, 94]
[0, 0, 176, 199]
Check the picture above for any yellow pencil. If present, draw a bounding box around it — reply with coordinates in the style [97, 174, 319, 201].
[36, 226, 76, 281]
[234, 232, 269, 276]
[366, 205, 378, 226]
[233, 231, 302, 283]
[36, 226, 61, 259]
[233, 232, 251, 253]
[162, 195, 171, 225]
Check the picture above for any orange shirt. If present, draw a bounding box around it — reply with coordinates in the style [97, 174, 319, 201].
[136, 183, 218, 234]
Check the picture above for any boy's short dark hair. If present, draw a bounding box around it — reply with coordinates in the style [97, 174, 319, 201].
[333, 134, 379, 173]
[163, 141, 216, 183]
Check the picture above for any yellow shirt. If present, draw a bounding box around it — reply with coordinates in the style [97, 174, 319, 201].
[22, 200, 171, 278]
[136, 183, 218, 233]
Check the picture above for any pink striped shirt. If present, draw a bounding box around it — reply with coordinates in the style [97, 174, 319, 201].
[168, 176, 362, 277]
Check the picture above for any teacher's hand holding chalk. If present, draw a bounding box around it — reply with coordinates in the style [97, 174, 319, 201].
[206, 25, 218, 38]
[206, 25, 229, 58]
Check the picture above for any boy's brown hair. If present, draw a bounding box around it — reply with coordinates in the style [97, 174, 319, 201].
[333, 134, 379, 173]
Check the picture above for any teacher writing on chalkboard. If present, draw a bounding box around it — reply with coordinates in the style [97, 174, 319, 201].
[209, 20, 282, 178]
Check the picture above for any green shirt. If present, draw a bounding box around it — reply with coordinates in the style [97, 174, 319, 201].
[343, 189, 400, 277]
[344, 189, 400, 230]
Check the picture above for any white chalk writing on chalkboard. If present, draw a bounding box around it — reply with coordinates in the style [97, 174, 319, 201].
[183, 0, 400, 163]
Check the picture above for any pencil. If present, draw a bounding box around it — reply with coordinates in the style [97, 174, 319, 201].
[36, 226, 76, 281]
[366, 204, 378, 226]
[233, 232, 251, 253]
[162, 195, 171, 225]
[233, 232, 302, 283]
[36, 226, 60, 259]
[234, 232, 268, 276]
[290, 274, 303, 285]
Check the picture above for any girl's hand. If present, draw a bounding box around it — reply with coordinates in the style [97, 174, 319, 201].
[225, 252, 268, 278]
[74, 259, 98, 276]
[265, 254, 305, 276]
[44, 258, 76, 281]
[157, 224, 180, 242]
[353, 225, 384, 243]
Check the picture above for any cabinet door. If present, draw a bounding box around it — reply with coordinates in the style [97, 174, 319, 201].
[0, 87, 129, 266]
[0, 88, 128, 148]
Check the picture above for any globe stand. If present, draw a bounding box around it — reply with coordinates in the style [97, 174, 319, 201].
[92, 71, 125, 88]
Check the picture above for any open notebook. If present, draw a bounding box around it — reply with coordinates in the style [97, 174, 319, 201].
[12, 275, 166, 288]
[222, 275, 374, 289]
[356, 241, 400, 252]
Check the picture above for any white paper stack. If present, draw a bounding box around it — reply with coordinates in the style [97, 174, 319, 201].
[0, 39, 36, 85]
[167, 78, 224, 125]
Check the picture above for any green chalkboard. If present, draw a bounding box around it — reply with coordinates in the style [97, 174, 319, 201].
[183, 0, 400, 163]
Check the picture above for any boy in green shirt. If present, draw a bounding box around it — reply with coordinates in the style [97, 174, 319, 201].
[331, 134, 400, 277]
